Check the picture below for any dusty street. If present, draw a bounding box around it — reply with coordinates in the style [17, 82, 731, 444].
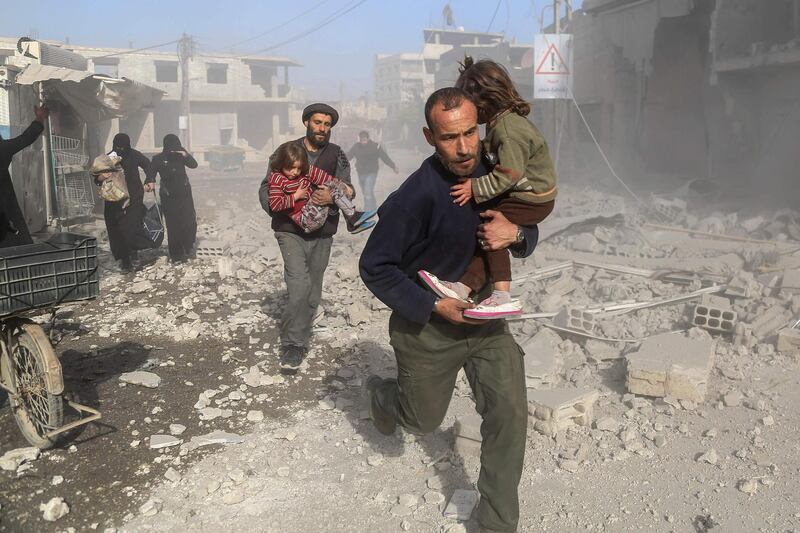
[2, 150, 800, 532]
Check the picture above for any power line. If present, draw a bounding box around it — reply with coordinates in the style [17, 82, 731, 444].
[249, 0, 370, 55]
[486, 0, 503, 32]
[229, 0, 333, 49]
[91, 39, 180, 59]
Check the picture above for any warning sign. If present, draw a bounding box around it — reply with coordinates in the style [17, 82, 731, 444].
[534, 34, 573, 99]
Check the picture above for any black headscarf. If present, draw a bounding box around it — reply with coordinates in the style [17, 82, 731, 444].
[163, 134, 182, 152]
[112, 133, 131, 157]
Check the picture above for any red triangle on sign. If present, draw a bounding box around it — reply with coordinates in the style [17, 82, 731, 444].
[535, 43, 570, 75]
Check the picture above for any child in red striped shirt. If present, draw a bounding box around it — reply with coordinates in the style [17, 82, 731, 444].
[267, 142, 377, 234]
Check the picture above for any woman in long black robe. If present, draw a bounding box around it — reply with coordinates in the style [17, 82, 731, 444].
[146, 134, 198, 262]
[102, 133, 154, 271]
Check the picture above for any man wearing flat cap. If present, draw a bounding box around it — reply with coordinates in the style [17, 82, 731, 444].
[259, 102, 354, 373]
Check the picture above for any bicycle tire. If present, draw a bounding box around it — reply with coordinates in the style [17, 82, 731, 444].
[1, 323, 63, 449]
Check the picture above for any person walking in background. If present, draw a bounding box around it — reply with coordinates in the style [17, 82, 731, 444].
[0, 104, 49, 247]
[102, 133, 153, 271]
[347, 130, 398, 212]
[146, 134, 198, 263]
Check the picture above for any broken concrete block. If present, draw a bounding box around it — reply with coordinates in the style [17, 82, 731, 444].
[246, 410, 264, 422]
[443, 489, 479, 521]
[693, 295, 737, 334]
[546, 275, 577, 297]
[571, 233, 601, 253]
[243, 365, 264, 388]
[521, 328, 563, 388]
[724, 271, 757, 299]
[119, 371, 161, 389]
[346, 303, 370, 326]
[526, 388, 599, 437]
[217, 257, 235, 279]
[185, 431, 244, 452]
[149, 435, 182, 450]
[553, 308, 596, 335]
[626, 333, 715, 402]
[594, 416, 620, 432]
[584, 339, 623, 361]
[129, 280, 153, 294]
[777, 327, 800, 357]
[164, 467, 181, 483]
[749, 306, 788, 339]
[741, 216, 764, 233]
[40, 497, 69, 522]
[0, 447, 40, 471]
[782, 269, 800, 294]
[453, 414, 482, 458]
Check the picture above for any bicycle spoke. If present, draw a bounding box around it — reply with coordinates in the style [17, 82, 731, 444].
[11, 340, 56, 434]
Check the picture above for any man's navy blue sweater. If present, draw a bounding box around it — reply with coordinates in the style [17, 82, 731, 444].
[359, 155, 539, 325]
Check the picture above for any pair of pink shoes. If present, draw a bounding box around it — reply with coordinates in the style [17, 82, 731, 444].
[418, 270, 522, 319]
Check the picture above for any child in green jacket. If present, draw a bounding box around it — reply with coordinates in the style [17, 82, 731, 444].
[419, 57, 556, 319]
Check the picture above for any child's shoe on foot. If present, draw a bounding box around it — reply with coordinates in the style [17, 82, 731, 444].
[463, 292, 522, 319]
[418, 270, 471, 301]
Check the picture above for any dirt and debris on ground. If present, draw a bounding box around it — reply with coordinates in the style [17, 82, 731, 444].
[2, 152, 800, 532]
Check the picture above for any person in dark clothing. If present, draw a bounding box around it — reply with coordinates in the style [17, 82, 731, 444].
[346, 130, 398, 212]
[359, 88, 538, 533]
[0, 105, 48, 247]
[146, 134, 198, 262]
[258, 102, 355, 373]
[101, 133, 153, 271]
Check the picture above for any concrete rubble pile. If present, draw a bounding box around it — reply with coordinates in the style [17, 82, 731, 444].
[454, 189, 800, 492]
[12, 185, 799, 532]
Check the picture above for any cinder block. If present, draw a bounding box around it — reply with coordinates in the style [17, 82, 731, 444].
[626, 333, 716, 402]
[553, 308, 596, 335]
[693, 295, 737, 333]
[777, 328, 800, 357]
[527, 388, 599, 437]
[652, 197, 687, 221]
[196, 240, 228, 259]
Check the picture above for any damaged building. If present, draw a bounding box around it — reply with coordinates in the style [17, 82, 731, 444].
[0, 37, 164, 232]
[375, 27, 534, 144]
[73, 44, 302, 162]
[570, 0, 800, 205]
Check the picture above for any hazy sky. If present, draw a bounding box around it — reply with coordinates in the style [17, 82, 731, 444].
[2, 0, 582, 100]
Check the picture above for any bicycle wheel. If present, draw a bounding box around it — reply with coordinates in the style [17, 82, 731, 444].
[1, 323, 63, 449]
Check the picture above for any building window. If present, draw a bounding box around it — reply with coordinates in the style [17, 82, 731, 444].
[155, 61, 178, 83]
[92, 58, 119, 78]
[207, 63, 228, 84]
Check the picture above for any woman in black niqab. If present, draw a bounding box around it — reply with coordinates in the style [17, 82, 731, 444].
[101, 133, 153, 271]
[146, 134, 198, 262]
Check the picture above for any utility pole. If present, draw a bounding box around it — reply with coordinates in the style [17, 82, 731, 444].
[178, 33, 194, 150]
[553, 0, 561, 168]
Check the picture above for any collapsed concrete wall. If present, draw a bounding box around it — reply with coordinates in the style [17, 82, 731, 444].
[709, 0, 800, 204]
[571, 0, 800, 207]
